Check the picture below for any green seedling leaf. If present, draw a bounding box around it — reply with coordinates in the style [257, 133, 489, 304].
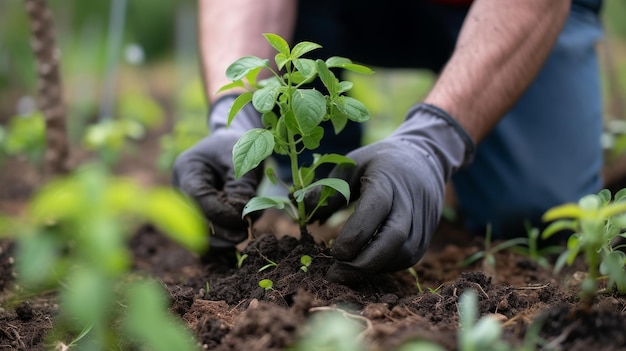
[293, 58, 317, 83]
[292, 89, 326, 134]
[263, 33, 290, 56]
[291, 41, 322, 59]
[253, 86, 280, 113]
[265, 167, 279, 185]
[326, 56, 375, 75]
[335, 96, 370, 123]
[262, 111, 278, 129]
[143, 188, 208, 253]
[541, 219, 578, 239]
[227, 92, 253, 127]
[259, 279, 274, 291]
[300, 255, 312, 272]
[242, 196, 292, 218]
[302, 126, 324, 150]
[123, 280, 198, 351]
[542, 204, 586, 221]
[598, 201, 626, 218]
[293, 178, 350, 204]
[615, 188, 626, 202]
[316, 59, 340, 96]
[233, 128, 274, 179]
[226, 56, 269, 81]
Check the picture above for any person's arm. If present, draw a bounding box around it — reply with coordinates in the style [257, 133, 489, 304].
[198, 0, 297, 104]
[424, 0, 571, 143]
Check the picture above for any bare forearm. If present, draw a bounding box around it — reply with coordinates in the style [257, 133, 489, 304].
[198, 0, 297, 103]
[424, 0, 570, 143]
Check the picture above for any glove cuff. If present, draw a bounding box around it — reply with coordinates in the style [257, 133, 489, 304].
[209, 94, 262, 134]
[395, 102, 476, 179]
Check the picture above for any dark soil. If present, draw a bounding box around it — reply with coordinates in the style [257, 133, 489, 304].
[2, 152, 626, 351]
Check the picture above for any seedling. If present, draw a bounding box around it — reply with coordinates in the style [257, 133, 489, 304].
[300, 254, 312, 272]
[542, 188, 626, 308]
[407, 267, 423, 293]
[460, 224, 528, 273]
[510, 223, 563, 269]
[259, 279, 274, 291]
[218, 33, 373, 241]
[236, 251, 249, 268]
[1, 163, 206, 349]
[457, 289, 510, 351]
[258, 257, 278, 272]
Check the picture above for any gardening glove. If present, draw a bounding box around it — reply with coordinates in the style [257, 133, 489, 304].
[172, 94, 263, 249]
[313, 103, 475, 284]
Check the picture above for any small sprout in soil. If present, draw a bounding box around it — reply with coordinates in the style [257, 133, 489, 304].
[542, 188, 626, 308]
[236, 251, 248, 269]
[258, 257, 278, 272]
[457, 289, 510, 351]
[218, 33, 373, 242]
[407, 267, 423, 293]
[259, 279, 274, 291]
[460, 224, 528, 274]
[510, 223, 563, 269]
[300, 254, 312, 272]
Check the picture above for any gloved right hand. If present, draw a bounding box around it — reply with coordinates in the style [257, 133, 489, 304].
[172, 94, 263, 249]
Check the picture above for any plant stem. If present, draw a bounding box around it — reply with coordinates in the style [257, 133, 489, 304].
[287, 125, 313, 243]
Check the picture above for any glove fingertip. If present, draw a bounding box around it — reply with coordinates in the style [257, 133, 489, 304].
[326, 261, 368, 287]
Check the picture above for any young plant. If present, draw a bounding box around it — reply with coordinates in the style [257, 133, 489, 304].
[259, 279, 274, 292]
[460, 224, 528, 273]
[1, 163, 207, 350]
[218, 33, 374, 240]
[457, 289, 510, 351]
[300, 254, 312, 272]
[510, 224, 563, 269]
[542, 188, 626, 308]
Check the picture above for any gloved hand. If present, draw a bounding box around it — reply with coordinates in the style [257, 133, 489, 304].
[172, 94, 263, 249]
[312, 103, 475, 284]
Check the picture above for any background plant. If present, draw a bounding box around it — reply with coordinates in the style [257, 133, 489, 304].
[219, 33, 373, 239]
[0, 163, 207, 350]
[542, 188, 626, 308]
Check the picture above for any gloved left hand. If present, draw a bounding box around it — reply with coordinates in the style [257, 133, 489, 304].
[310, 103, 475, 284]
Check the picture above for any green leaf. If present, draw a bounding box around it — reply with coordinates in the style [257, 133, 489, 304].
[293, 178, 350, 204]
[542, 204, 586, 221]
[242, 196, 292, 218]
[291, 41, 322, 59]
[123, 280, 198, 351]
[299, 153, 356, 185]
[335, 96, 370, 123]
[316, 59, 339, 96]
[330, 112, 348, 134]
[263, 33, 290, 56]
[143, 188, 208, 253]
[302, 126, 324, 150]
[261, 111, 278, 129]
[598, 201, 626, 219]
[338, 81, 354, 94]
[292, 89, 326, 134]
[275, 53, 290, 71]
[63, 268, 112, 327]
[252, 86, 280, 113]
[598, 189, 612, 205]
[226, 56, 269, 81]
[326, 56, 374, 74]
[259, 279, 274, 290]
[541, 219, 578, 239]
[615, 188, 626, 202]
[265, 167, 278, 185]
[293, 58, 317, 83]
[232, 129, 274, 179]
[227, 92, 253, 127]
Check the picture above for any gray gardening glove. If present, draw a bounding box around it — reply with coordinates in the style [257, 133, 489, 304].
[172, 94, 263, 249]
[313, 103, 475, 284]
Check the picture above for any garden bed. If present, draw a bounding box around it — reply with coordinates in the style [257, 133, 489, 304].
[2, 211, 626, 350]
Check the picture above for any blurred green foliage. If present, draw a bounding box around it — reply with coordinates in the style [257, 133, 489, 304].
[0, 111, 45, 166]
[0, 163, 207, 349]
